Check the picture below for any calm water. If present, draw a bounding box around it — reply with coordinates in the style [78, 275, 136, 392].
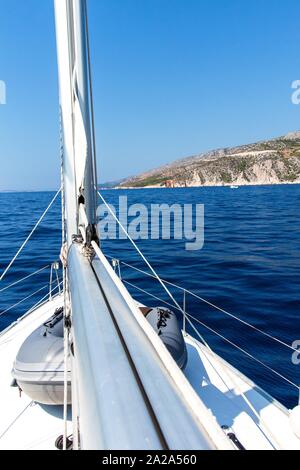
[0, 185, 299, 408]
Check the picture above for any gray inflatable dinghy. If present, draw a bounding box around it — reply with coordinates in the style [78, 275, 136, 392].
[141, 306, 187, 370]
[12, 306, 187, 406]
[12, 307, 71, 406]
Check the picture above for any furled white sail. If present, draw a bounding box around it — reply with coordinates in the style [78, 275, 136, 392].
[54, 0, 97, 246]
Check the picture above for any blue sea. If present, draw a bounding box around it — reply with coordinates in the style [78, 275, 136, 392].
[0, 185, 299, 409]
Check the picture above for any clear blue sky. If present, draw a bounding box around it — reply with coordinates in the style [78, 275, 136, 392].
[1, 0, 300, 191]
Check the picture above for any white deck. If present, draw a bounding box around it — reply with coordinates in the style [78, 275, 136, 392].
[0, 295, 71, 450]
[0, 296, 299, 450]
[184, 334, 300, 450]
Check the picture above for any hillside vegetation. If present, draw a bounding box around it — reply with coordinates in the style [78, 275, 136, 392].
[117, 131, 300, 188]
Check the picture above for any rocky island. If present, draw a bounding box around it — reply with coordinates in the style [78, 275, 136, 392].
[114, 131, 300, 189]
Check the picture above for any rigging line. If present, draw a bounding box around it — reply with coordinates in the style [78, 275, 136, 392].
[184, 310, 279, 449]
[185, 313, 296, 449]
[0, 285, 49, 318]
[97, 195, 292, 393]
[123, 280, 299, 392]
[0, 265, 50, 294]
[123, 280, 211, 351]
[97, 191, 191, 323]
[123, 280, 235, 385]
[123, 280, 180, 310]
[125, 277, 299, 435]
[110, 257, 299, 355]
[25, 281, 63, 316]
[0, 401, 34, 441]
[60, 107, 66, 248]
[85, 0, 98, 191]
[0, 188, 62, 282]
[187, 311, 300, 391]
[0, 282, 63, 344]
[96, 205, 294, 446]
[93, 228, 241, 445]
[95, 195, 297, 419]
[123, 279, 280, 448]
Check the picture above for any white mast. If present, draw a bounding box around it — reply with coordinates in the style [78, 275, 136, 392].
[54, 0, 97, 247]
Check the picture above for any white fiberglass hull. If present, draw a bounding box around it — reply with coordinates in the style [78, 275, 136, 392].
[0, 296, 299, 450]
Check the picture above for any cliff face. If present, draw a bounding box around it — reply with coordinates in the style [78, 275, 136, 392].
[118, 132, 300, 188]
